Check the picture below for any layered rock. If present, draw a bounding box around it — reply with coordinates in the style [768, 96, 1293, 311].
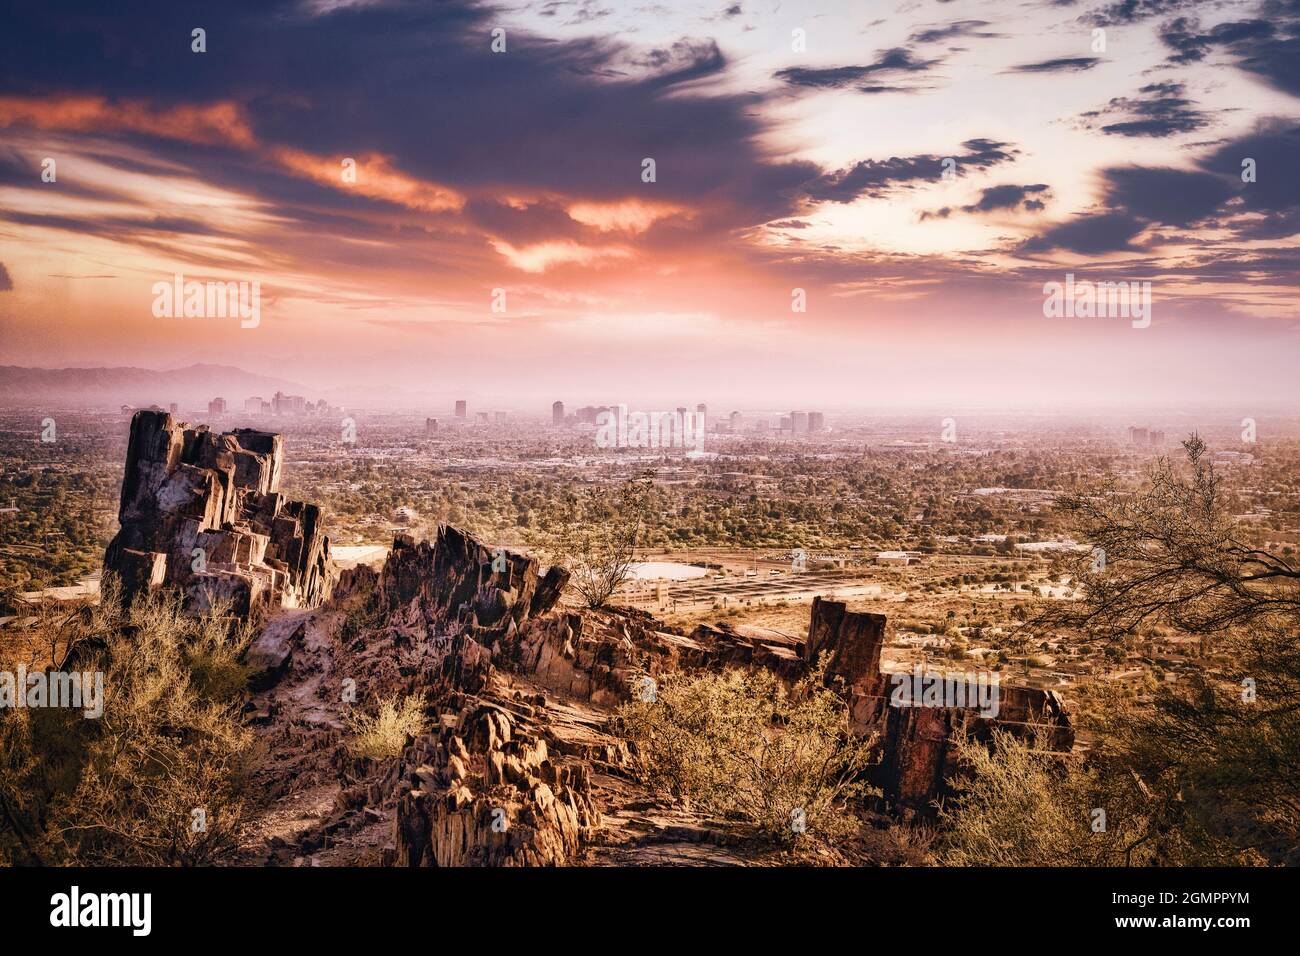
[803, 597, 1075, 814]
[376, 528, 568, 641]
[394, 695, 600, 866]
[104, 410, 334, 616]
[241, 520, 1075, 864]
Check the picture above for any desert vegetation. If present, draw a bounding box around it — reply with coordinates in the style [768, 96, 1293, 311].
[940, 438, 1299, 865]
[0, 578, 257, 866]
[616, 660, 876, 851]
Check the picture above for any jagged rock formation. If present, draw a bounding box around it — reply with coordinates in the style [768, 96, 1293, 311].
[375, 529, 569, 641]
[803, 597, 1074, 814]
[235, 515, 1073, 864]
[104, 410, 334, 615]
[393, 695, 600, 866]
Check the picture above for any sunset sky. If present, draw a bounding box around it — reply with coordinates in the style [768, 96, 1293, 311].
[1, 0, 1298, 409]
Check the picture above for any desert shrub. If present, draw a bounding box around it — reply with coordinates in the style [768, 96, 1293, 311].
[185, 598, 255, 702]
[346, 693, 426, 760]
[937, 728, 1254, 866]
[45, 590, 258, 865]
[338, 595, 381, 646]
[616, 661, 875, 847]
[554, 480, 652, 609]
[1035, 437, 1300, 863]
[1, 582, 259, 866]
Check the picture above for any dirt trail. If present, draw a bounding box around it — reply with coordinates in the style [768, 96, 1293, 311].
[237, 606, 388, 865]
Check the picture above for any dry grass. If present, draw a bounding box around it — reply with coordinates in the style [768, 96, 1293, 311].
[1, 578, 259, 866]
[346, 693, 426, 761]
[616, 660, 876, 849]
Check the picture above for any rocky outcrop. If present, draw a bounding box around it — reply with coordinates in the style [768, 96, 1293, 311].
[690, 621, 808, 681]
[376, 528, 568, 640]
[104, 410, 334, 616]
[239, 518, 1075, 864]
[874, 684, 1073, 814]
[804, 597, 1075, 815]
[393, 695, 600, 866]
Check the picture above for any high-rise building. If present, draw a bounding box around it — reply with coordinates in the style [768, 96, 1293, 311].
[425, 418, 439, 434]
[790, 411, 809, 434]
[1129, 426, 1149, 446]
[208, 397, 227, 415]
[455, 400, 467, 418]
[552, 401, 565, 424]
[808, 411, 825, 432]
[729, 411, 743, 432]
[245, 396, 263, 414]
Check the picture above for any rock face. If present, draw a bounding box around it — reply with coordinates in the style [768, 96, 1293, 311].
[874, 684, 1073, 813]
[104, 410, 334, 615]
[804, 597, 1075, 815]
[376, 527, 568, 639]
[393, 695, 600, 866]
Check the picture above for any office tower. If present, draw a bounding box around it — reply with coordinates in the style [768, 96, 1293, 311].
[552, 400, 565, 424]
[455, 400, 467, 418]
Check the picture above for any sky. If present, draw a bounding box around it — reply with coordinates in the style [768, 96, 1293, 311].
[0, 0, 1298, 410]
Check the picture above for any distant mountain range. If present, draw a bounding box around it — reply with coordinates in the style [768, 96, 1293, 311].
[0, 364, 316, 408]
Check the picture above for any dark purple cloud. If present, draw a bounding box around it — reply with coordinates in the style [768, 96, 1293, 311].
[775, 47, 944, 92]
[909, 20, 1002, 44]
[1082, 81, 1209, 138]
[0, 0, 824, 240]
[804, 139, 1017, 203]
[1006, 57, 1101, 73]
[1017, 212, 1147, 254]
[1102, 167, 1235, 228]
[1017, 119, 1300, 254]
[1156, 4, 1300, 97]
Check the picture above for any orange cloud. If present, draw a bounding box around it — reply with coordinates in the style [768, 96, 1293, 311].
[568, 198, 684, 233]
[0, 95, 256, 147]
[272, 149, 465, 213]
[490, 238, 632, 273]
